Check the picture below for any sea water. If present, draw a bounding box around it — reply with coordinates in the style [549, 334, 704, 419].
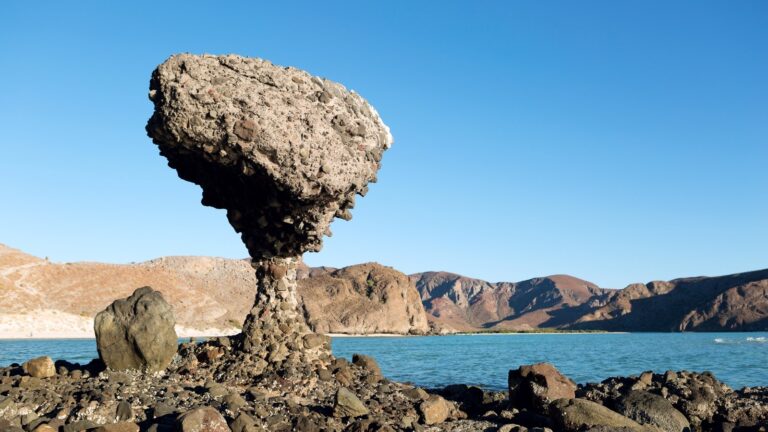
[1, 333, 766, 391]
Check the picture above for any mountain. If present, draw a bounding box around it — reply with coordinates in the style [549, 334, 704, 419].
[412, 269, 768, 332]
[0, 243, 428, 337]
[1, 242, 766, 336]
[411, 272, 608, 332]
[570, 269, 768, 331]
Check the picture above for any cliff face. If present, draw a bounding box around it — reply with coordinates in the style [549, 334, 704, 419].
[298, 263, 430, 335]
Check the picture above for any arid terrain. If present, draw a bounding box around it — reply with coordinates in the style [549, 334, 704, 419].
[1, 243, 767, 337]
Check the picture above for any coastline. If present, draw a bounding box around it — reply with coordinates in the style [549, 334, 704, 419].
[0, 310, 239, 340]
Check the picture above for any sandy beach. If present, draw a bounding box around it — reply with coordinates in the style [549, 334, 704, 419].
[0, 310, 239, 339]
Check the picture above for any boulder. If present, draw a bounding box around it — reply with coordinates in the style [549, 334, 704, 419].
[22, 357, 55, 378]
[614, 391, 690, 432]
[549, 399, 650, 432]
[352, 353, 382, 377]
[94, 287, 178, 372]
[177, 407, 231, 432]
[508, 363, 576, 410]
[333, 387, 369, 418]
[419, 395, 451, 425]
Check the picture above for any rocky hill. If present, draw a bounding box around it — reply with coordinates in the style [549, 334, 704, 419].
[412, 272, 609, 332]
[298, 263, 429, 334]
[569, 268, 768, 331]
[2, 243, 766, 336]
[0, 244, 428, 337]
[412, 269, 768, 332]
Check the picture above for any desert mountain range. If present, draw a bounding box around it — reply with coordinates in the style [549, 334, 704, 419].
[1, 242, 766, 337]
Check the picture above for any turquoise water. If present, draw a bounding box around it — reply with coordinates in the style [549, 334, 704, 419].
[1, 333, 766, 390]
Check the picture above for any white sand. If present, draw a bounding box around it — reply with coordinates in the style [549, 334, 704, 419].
[0, 309, 239, 339]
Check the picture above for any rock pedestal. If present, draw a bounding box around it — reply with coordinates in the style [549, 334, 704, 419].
[146, 53, 392, 370]
[239, 257, 330, 366]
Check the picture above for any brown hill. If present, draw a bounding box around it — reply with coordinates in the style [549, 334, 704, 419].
[298, 263, 429, 334]
[411, 271, 607, 331]
[0, 243, 428, 337]
[2, 243, 766, 335]
[569, 269, 768, 331]
[413, 268, 768, 332]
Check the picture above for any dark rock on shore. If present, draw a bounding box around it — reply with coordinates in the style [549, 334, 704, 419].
[579, 370, 768, 431]
[508, 363, 576, 410]
[94, 287, 178, 372]
[2, 352, 766, 432]
[614, 390, 690, 432]
[22, 357, 55, 379]
[548, 398, 648, 431]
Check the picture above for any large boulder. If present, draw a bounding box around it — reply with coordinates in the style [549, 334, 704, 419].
[549, 398, 650, 432]
[22, 356, 55, 378]
[418, 395, 452, 425]
[176, 407, 231, 432]
[614, 391, 690, 432]
[94, 287, 178, 371]
[333, 387, 369, 418]
[508, 363, 577, 410]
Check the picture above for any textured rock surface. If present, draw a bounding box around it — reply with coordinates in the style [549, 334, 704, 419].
[146, 54, 392, 260]
[614, 391, 690, 432]
[579, 370, 768, 431]
[22, 357, 55, 378]
[146, 54, 392, 367]
[176, 407, 231, 432]
[1, 354, 765, 432]
[548, 398, 648, 431]
[332, 387, 369, 418]
[508, 363, 577, 410]
[419, 395, 452, 425]
[299, 263, 429, 334]
[94, 287, 178, 371]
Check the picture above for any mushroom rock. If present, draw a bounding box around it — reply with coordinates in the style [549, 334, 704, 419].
[146, 54, 392, 367]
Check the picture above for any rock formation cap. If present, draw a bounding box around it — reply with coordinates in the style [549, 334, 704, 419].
[147, 54, 392, 259]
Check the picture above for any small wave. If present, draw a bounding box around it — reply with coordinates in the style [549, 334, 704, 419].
[714, 336, 768, 345]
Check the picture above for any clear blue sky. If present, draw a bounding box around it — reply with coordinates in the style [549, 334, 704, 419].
[1, 1, 766, 288]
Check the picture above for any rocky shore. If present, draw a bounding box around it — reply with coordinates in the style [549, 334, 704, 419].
[1, 339, 766, 432]
[4, 52, 765, 432]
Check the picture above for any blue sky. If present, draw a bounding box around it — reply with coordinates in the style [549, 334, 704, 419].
[1, 1, 766, 288]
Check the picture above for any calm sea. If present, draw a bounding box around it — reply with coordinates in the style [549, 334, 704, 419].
[1, 333, 766, 391]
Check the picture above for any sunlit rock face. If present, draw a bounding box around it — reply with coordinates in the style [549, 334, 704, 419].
[146, 54, 392, 259]
[146, 53, 392, 366]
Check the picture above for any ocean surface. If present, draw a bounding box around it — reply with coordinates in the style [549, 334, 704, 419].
[1, 333, 766, 391]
